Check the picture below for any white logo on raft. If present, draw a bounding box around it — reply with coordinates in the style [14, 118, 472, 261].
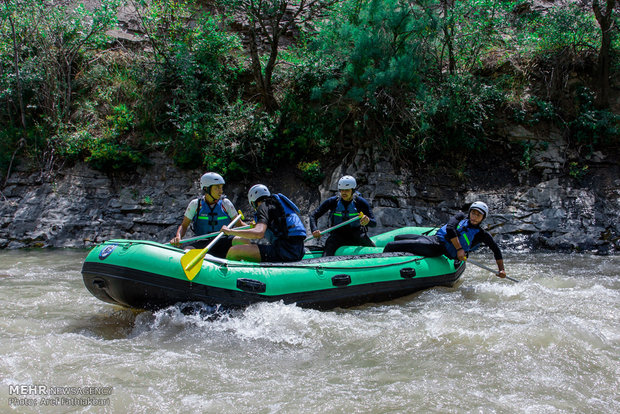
[98, 244, 117, 260]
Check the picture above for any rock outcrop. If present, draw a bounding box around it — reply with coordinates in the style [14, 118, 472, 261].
[1, 149, 619, 253]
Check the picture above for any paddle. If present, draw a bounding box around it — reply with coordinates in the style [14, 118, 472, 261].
[305, 213, 363, 242]
[180, 211, 244, 281]
[465, 258, 520, 283]
[170, 225, 251, 246]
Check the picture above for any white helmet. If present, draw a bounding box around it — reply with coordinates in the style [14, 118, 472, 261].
[338, 175, 357, 190]
[200, 172, 225, 190]
[248, 184, 270, 209]
[469, 201, 489, 218]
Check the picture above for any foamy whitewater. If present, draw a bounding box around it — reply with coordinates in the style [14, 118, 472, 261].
[1, 250, 619, 413]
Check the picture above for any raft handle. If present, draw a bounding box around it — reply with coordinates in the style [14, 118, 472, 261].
[332, 274, 351, 287]
[236, 278, 266, 293]
[400, 268, 416, 279]
[92, 279, 106, 289]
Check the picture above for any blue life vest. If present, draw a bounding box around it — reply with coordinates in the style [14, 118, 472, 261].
[192, 197, 232, 235]
[259, 193, 307, 242]
[330, 194, 361, 229]
[436, 219, 481, 258]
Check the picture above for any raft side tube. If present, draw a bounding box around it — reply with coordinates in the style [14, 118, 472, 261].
[82, 260, 465, 310]
[82, 227, 465, 310]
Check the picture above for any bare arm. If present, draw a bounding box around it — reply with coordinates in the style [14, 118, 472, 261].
[222, 222, 267, 239]
[496, 259, 506, 278]
[170, 217, 192, 245]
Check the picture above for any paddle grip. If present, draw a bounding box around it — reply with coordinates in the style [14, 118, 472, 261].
[304, 214, 362, 242]
[185, 212, 243, 270]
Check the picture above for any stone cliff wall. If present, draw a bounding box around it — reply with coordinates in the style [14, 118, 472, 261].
[1, 149, 619, 253]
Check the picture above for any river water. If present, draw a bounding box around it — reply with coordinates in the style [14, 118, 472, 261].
[0, 249, 619, 413]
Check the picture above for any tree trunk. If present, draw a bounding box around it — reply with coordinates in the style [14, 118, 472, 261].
[441, 0, 456, 75]
[262, 30, 280, 111]
[592, 0, 616, 108]
[248, 24, 275, 110]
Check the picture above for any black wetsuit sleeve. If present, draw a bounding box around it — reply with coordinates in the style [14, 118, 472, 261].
[444, 212, 467, 240]
[309, 197, 337, 232]
[472, 230, 503, 260]
[355, 196, 377, 228]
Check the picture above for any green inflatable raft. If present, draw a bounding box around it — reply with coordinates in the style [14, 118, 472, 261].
[81, 227, 465, 310]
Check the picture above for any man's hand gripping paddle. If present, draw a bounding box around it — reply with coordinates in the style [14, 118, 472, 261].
[305, 213, 364, 242]
[180, 211, 244, 281]
[168, 225, 251, 246]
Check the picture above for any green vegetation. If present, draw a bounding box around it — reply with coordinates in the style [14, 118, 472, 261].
[1, 0, 618, 183]
[297, 160, 324, 186]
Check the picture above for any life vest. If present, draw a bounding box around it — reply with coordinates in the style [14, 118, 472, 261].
[436, 219, 481, 258]
[258, 193, 307, 242]
[330, 193, 362, 229]
[192, 197, 232, 235]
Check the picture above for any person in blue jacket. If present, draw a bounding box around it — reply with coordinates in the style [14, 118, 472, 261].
[309, 175, 376, 256]
[383, 201, 506, 278]
[170, 172, 243, 258]
[222, 184, 306, 262]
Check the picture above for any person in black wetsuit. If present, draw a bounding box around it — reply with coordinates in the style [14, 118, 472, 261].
[222, 184, 306, 262]
[384, 201, 506, 278]
[308, 175, 377, 256]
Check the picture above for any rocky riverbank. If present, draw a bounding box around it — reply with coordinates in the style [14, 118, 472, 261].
[1, 145, 619, 253]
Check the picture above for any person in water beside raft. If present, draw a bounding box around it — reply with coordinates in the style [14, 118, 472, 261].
[309, 175, 377, 256]
[221, 184, 307, 263]
[170, 172, 245, 258]
[383, 201, 506, 278]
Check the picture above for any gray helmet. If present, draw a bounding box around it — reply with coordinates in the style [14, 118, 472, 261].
[248, 184, 270, 209]
[338, 175, 357, 190]
[469, 201, 489, 218]
[200, 172, 225, 190]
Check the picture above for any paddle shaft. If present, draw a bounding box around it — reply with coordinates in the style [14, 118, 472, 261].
[172, 224, 251, 245]
[466, 258, 519, 283]
[305, 214, 362, 242]
[184, 213, 243, 271]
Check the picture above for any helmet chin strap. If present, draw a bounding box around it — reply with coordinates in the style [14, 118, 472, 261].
[204, 187, 217, 203]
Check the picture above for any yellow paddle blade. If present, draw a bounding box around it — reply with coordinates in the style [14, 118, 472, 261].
[180, 249, 204, 281]
[179, 212, 243, 281]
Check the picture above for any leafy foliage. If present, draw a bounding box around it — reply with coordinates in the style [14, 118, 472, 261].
[0, 0, 618, 181]
[517, 2, 600, 56]
[570, 87, 620, 151]
[297, 160, 324, 186]
[404, 74, 505, 161]
[439, 0, 519, 73]
[195, 99, 279, 179]
[131, 0, 243, 169]
[0, 0, 121, 176]
[311, 0, 434, 103]
[292, 0, 508, 162]
[221, 0, 334, 110]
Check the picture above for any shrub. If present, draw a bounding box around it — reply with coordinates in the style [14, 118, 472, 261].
[570, 87, 620, 151]
[85, 136, 146, 171]
[405, 74, 506, 161]
[193, 100, 279, 179]
[297, 160, 325, 186]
